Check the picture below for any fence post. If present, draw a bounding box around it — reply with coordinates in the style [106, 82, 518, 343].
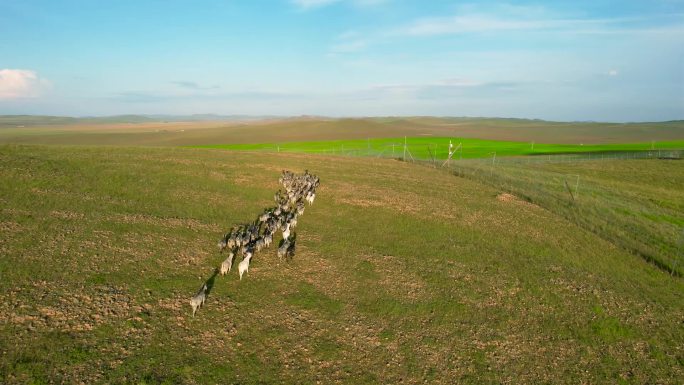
[403, 136, 407, 161]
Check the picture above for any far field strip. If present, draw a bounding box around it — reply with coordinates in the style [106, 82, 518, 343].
[194, 137, 684, 160]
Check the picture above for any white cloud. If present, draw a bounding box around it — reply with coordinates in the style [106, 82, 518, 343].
[608, 69, 619, 76]
[0, 69, 50, 99]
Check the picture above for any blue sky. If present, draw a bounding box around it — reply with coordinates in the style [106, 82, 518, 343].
[0, 0, 682, 121]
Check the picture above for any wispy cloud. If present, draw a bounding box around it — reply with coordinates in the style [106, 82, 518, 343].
[292, 0, 389, 10]
[111, 89, 307, 103]
[329, 39, 368, 54]
[327, 29, 373, 55]
[351, 78, 522, 100]
[395, 7, 684, 36]
[0, 69, 50, 99]
[171, 81, 219, 90]
[324, 4, 684, 63]
[291, 0, 340, 10]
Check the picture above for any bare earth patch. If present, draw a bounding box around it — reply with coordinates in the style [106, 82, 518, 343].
[496, 192, 539, 208]
[367, 255, 429, 301]
[111, 213, 220, 232]
[0, 281, 134, 333]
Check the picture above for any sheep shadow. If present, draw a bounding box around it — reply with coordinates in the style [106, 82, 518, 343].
[204, 268, 219, 298]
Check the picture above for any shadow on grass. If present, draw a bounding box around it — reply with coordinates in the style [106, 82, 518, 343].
[204, 268, 218, 298]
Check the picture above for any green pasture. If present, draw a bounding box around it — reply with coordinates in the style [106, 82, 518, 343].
[1, 144, 682, 383]
[195, 137, 684, 160]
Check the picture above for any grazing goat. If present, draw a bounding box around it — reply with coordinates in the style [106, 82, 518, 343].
[190, 284, 207, 317]
[286, 235, 296, 259]
[220, 252, 235, 275]
[255, 237, 265, 252]
[282, 223, 291, 241]
[238, 253, 252, 280]
[217, 238, 228, 252]
[277, 238, 290, 259]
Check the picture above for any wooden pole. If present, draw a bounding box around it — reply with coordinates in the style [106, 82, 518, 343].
[403, 136, 407, 161]
[564, 179, 575, 202]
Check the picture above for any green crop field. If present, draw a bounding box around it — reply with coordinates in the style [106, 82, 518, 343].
[195, 137, 684, 160]
[1, 144, 683, 384]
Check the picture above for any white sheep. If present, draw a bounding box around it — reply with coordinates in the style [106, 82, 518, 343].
[282, 223, 291, 241]
[190, 284, 207, 317]
[238, 254, 252, 280]
[220, 252, 234, 275]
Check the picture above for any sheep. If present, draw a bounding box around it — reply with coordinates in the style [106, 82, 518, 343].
[277, 238, 290, 259]
[255, 237, 265, 252]
[220, 252, 235, 275]
[238, 253, 252, 280]
[190, 284, 207, 317]
[259, 209, 272, 223]
[282, 223, 291, 241]
[217, 238, 228, 252]
[286, 233, 297, 258]
[307, 192, 316, 205]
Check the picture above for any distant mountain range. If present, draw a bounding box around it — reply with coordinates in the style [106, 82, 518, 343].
[0, 114, 682, 127]
[0, 114, 286, 126]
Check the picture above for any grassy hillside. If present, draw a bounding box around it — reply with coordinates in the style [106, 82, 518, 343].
[1, 145, 682, 384]
[444, 158, 684, 275]
[197, 137, 684, 160]
[1, 117, 682, 147]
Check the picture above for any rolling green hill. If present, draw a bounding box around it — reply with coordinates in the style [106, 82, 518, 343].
[1, 144, 682, 384]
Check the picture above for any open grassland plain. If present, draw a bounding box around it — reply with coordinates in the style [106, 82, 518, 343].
[1, 145, 683, 384]
[446, 158, 684, 276]
[1, 117, 683, 147]
[196, 137, 684, 160]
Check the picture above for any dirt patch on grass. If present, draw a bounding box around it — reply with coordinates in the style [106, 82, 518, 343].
[2, 207, 31, 216]
[367, 255, 429, 301]
[496, 192, 539, 209]
[111, 213, 220, 232]
[0, 281, 134, 333]
[330, 180, 457, 219]
[50, 210, 85, 220]
[0, 220, 21, 233]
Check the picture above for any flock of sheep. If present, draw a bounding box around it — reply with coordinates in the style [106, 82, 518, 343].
[190, 170, 320, 316]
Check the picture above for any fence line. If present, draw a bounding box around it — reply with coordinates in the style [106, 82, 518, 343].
[260, 144, 682, 165]
[424, 153, 683, 277]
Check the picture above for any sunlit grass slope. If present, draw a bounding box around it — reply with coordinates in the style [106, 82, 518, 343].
[1, 145, 682, 384]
